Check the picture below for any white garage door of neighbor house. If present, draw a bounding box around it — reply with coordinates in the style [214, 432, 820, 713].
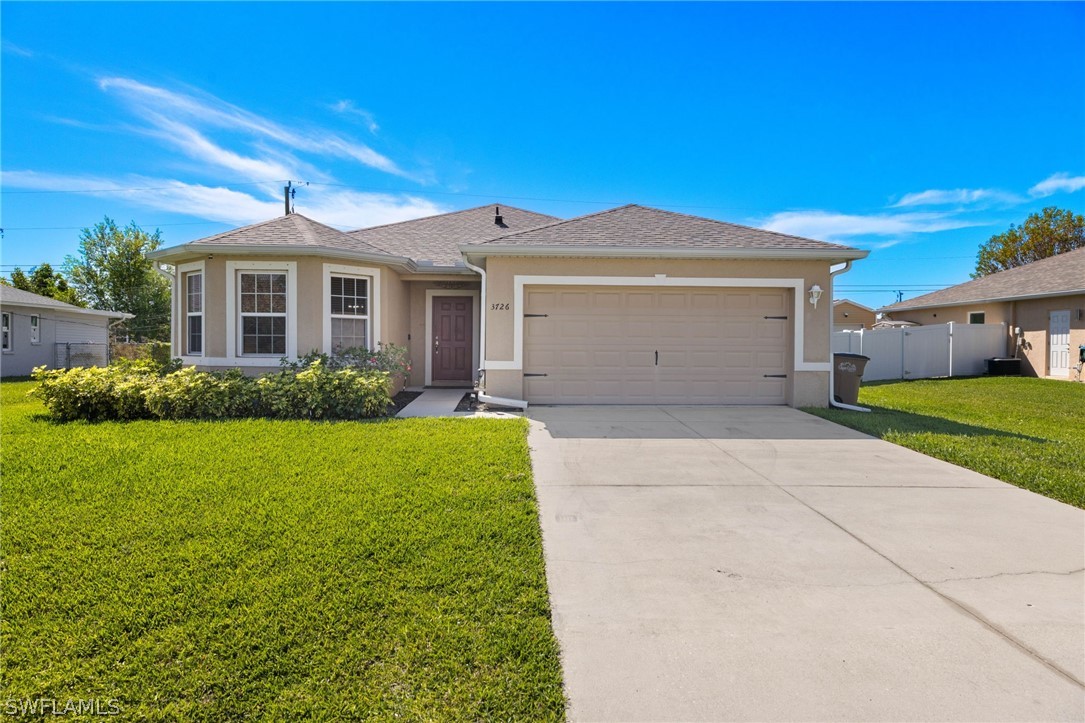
[523, 286, 790, 404]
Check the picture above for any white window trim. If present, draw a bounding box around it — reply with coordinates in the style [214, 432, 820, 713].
[179, 261, 206, 357]
[1, 312, 11, 352]
[29, 314, 40, 345]
[483, 275, 829, 373]
[967, 310, 986, 325]
[322, 264, 381, 355]
[226, 261, 297, 360]
[424, 289, 481, 386]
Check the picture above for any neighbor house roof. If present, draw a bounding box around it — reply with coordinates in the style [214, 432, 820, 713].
[880, 247, 1085, 312]
[348, 204, 560, 266]
[149, 213, 401, 263]
[465, 204, 867, 260]
[834, 299, 875, 312]
[0, 285, 132, 319]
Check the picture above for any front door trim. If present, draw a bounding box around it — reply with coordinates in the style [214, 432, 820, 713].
[424, 289, 480, 386]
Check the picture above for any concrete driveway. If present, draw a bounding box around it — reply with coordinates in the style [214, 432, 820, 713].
[527, 406, 1085, 722]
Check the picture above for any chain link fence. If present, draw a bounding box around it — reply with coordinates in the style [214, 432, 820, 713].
[55, 342, 110, 370]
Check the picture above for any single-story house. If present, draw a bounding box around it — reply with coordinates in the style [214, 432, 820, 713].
[0, 285, 133, 377]
[879, 247, 1085, 379]
[147, 204, 868, 407]
[832, 299, 876, 331]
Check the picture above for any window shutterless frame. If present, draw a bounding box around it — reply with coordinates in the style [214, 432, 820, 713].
[186, 272, 203, 355]
[322, 263, 381, 355]
[30, 314, 40, 345]
[1, 312, 11, 351]
[968, 311, 986, 324]
[328, 274, 371, 353]
[238, 271, 288, 356]
[225, 261, 297, 363]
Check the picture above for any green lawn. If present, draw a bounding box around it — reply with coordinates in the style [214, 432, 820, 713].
[0, 381, 564, 720]
[805, 376, 1085, 509]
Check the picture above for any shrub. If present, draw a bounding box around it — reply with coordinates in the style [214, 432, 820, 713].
[284, 342, 411, 377]
[32, 364, 158, 422]
[33, 361, 391, 423]
[144, 368, 263, 420]
[258, 361, 391, 420]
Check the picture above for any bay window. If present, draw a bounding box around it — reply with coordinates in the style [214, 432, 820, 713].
[239, 272, 287, 355]
[186, 272, 203, 355]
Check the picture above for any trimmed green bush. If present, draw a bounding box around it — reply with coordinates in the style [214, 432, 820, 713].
[32, 360, 392, 423]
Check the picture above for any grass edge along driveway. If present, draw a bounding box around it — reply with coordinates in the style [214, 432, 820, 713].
[0, 381, 565, 720]
[805, 376, 1084, 509]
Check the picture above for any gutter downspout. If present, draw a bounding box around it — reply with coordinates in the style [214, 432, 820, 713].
[462, 256, 529, 410]
[827, 260, 870, 412]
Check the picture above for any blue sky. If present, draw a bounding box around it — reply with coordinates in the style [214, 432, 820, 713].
[2, 1, 1083, 308]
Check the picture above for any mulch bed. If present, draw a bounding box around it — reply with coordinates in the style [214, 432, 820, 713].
[387, 390, 424, 415]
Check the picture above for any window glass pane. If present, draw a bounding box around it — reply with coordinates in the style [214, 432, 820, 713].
[331, 296, 343, 315]
[188, 316, 203, 354]
[257, 293, 271, 313]
[331, 317, 368, 352]
[329, 275, 369, 317]
[241, 273, 255, 293]
[271, 293, 286, 314]
[271, 274, 286, 294]
[256, 274, 270, 293]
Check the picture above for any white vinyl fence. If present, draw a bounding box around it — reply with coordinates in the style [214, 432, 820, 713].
[832, 323, 1007, 381]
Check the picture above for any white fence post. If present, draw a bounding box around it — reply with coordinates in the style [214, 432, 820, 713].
[948, 321, 954, 378]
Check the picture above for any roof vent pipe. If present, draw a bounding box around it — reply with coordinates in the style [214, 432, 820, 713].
[494, 206, 503, 225]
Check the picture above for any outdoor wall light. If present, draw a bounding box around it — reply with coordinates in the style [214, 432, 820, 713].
[808, 284, 823, 308]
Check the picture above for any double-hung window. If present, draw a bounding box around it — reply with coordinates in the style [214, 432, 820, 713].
[186, 273, 203, 355]
[1, 312, 11, 351]
[30, 315, 40, 345]
[240, 272, 287, 355]
[329, 275, 370, 352]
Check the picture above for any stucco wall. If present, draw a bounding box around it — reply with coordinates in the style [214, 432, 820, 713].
[1015, 294, 1085, 378]
[479, 256, 835, 406]
[890, 301, 1013, 328]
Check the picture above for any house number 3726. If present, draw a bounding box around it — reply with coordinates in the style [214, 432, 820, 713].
[490, 303, 510, 311]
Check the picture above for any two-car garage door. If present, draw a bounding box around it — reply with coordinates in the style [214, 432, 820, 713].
[523, 286, 791, 405]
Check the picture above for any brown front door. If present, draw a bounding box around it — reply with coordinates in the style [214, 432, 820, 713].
[431, 296, 473, 382]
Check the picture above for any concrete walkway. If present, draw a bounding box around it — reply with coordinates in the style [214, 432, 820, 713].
[528, 406, 1085, 722]
[395, 388, 466, 418]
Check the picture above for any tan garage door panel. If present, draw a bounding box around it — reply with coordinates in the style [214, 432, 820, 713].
[523, 286, 790, 405]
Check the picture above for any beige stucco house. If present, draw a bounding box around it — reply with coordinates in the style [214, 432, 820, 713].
[148, 204, 868, 407]
[0, 285, 132, 377]
[832, 299, 876, 331]
[879, 247, 1085, 379]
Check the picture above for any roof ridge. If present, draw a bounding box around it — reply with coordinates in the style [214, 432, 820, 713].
[0, 284, 84, 309]
[476, 204, 639, 245]
[347, 203, 558, 235]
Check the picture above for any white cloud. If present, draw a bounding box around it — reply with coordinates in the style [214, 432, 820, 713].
[1029, 172, 1085, 197]
[761, 210, 983, 242]
[97, 77, 418, 181]
[893, 188, 1023, 207]
[2, 170, 447, 228]
[2, 40, 35, 58]
[329, 100, 379, 134]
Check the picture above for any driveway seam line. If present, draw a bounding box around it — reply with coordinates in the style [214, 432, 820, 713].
[656, 406, 1085, 690]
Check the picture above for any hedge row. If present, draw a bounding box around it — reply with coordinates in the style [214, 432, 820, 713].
[31, 359, 392, 422]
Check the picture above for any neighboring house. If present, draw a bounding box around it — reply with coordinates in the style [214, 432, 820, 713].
[148, 204, 867, 407]
[832, 299, 876, 331]
[879, 247, 1085, 378]
[0, 286, 132, 377]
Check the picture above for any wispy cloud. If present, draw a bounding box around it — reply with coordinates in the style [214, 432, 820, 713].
[1029, 172, 1085, 197]
[2, 170, 447, 228]
[1, 40, 35, 57]
[97, 77, 420, 182]
[892, 188, 1023, 208]
[329, 100, 379, 134]
[761, 210, 983, 242]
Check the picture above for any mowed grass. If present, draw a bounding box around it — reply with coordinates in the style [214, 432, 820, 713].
[0, 381, 564, 720]
[805, 376, 1085, 509]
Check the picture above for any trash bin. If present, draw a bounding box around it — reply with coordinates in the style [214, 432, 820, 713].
[833, 353, 870, 405]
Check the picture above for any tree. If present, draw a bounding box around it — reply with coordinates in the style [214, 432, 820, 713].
[64, 217, 171, 341]
[974, 207, 1085, 278]
[7, 263, 84, 306]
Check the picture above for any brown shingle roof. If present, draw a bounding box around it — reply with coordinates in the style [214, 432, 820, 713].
[189, 214, 394, 257]
[470, 204, 859, 253]
[348, 204, 560, 266]
[880, 247, 1085, 312]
